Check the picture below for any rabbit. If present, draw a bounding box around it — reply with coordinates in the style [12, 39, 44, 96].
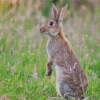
[40, 3, 88, 100]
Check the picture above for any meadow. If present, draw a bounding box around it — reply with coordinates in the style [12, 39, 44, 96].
[0, 1, 100, 100]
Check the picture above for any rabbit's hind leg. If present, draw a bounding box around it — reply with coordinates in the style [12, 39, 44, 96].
[61, 82, 76, 99]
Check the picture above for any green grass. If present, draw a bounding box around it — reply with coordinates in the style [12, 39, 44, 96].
[0, 4, 100, 100]
[0, 28, 100, 100]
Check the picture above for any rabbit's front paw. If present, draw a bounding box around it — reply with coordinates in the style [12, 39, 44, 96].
[45, 70, 52, 76]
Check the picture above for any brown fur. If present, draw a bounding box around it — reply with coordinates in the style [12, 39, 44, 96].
[40, 4, 88, 99]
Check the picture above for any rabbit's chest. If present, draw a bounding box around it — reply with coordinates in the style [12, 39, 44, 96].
[47, 41, 59, 57]
[46, 42, 52, 58]
[47, 42, 56, 57]
[47, 42, 52, 51]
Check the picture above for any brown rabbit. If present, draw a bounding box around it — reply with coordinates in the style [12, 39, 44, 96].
[40, 3, 88, 100]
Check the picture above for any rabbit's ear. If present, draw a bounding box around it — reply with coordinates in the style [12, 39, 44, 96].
[52, 3, 58, 19]
[57, 4, 68, 22]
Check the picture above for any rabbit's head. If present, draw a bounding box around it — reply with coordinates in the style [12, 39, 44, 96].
[40, 3, 68, 36]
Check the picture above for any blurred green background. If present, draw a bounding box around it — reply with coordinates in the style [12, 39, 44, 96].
[0, 0, 100, 99]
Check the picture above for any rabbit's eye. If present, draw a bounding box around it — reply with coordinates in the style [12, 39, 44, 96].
[49, 21, 54, 25]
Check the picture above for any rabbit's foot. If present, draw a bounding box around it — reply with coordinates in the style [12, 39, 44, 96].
[45, 70, 52, 76]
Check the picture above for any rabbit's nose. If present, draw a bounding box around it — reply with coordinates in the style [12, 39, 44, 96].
[40, 28, 43, 33]
[40, 27, 47, 33]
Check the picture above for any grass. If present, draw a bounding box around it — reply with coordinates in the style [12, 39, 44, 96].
[0, 3, 100, 100]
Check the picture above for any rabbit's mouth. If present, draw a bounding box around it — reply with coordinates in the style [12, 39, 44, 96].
[40, 31, 48, 35]
[42, 32, 48, 34]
